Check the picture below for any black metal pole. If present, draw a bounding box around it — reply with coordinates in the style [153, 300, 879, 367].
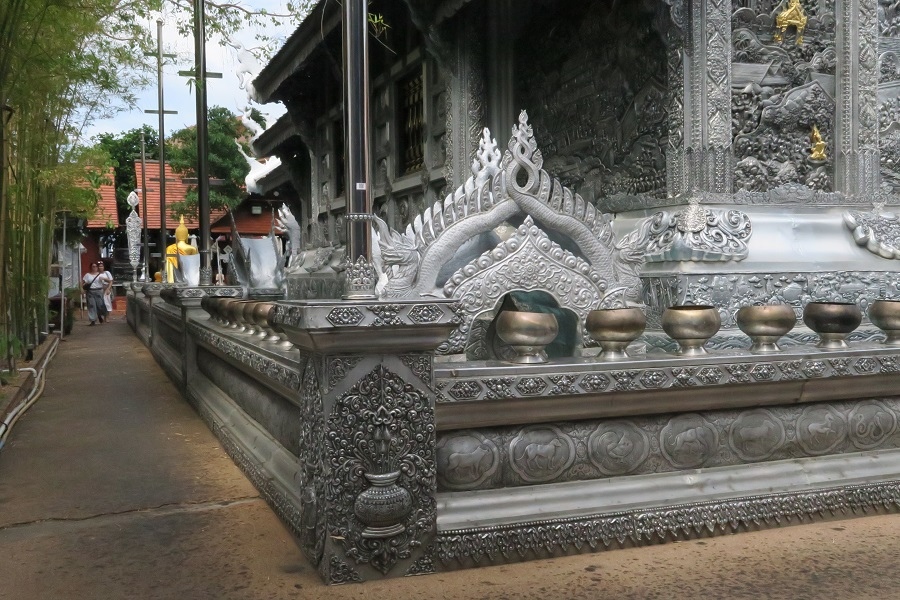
[194, 0, 211, 286]
[157, 18, 168, 282]
[342, 0, 371, 265]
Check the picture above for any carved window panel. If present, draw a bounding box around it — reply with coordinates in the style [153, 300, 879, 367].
[398, 70, 425, 176]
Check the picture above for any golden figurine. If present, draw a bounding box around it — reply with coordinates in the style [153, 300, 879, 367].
[810, 125, 827, 161]
[774, 0, 807, 45]
[165, 215, 199, 282]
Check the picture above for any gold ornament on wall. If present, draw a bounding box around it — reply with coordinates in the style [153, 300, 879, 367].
[810, 125, 827, 161]
[774, 0, 807, 45]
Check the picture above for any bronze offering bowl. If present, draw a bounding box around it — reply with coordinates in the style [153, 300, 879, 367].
[736, 304, 796, 353]
[868, 300, 900, 346]
[252, 302, 280, 342]
[216, 298, 243, 328]
[661, 305, 721, 356]
[802, 301, 861, 349]
[264, 305, 295, 349]
[495, 311, 558, 364]
[241, 301, 262, 335]
[586, 307, 646, 360]
[229, 300, 255, 332]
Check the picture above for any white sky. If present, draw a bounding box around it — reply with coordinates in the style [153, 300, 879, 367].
[82, 4, 297, 142]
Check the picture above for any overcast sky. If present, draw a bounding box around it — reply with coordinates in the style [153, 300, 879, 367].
[82, 5, 296, 143]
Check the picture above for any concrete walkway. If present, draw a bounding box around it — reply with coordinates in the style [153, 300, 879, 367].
[1, 312, 900, 599]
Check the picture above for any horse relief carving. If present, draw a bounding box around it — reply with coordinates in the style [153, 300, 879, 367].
[728, 409, 785, 461]
[509, 425, 576, 483]
[796, 405, 846, 455]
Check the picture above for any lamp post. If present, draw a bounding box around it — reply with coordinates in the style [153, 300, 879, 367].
[194, 0, 211, 286]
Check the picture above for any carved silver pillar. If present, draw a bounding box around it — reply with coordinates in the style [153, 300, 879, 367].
[684, 0, 732, 193]
[835, 0, 879, 197]
[272, 299, 458, 583]
[665, 6, 687, 197]
[443, 13, 486, 190]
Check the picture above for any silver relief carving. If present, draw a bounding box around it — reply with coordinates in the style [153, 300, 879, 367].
[625, 207, 752, 262]
[509, 426, 577, 483]
[796, 404, 847, 455]
[587, 421, 651, 476]
[660, 414, 718, 468]
[436, 431, 500, 490]
[848, 400, 898, 449]
[728, 409, 785, 461]
[325, 365, 435, 575]
[843, 209, 900, 258]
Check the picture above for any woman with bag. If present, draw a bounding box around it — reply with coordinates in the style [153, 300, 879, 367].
[82, 262, 110, 326]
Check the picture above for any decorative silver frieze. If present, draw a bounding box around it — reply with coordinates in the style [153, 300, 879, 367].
[435, 480, 900, 567]
[434, 396, 900, 492]
[843, 209, 900, 258]
[188, 323, 301, 391]
[624, 206, 752, 262]
[435, 351, 900, 404]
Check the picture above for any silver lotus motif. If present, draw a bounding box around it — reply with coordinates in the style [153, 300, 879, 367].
[736, 305, 796, 353]
[586, 307, 646, 360]
[661, 305, 721, 356]
[802, 302, 862, 349]
[868, 300, 900, 346]
[495, 311, 558, 364]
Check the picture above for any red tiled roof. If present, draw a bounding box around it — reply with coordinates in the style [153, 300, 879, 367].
[211, 198, 285, 235]
[133, 160, 227, 231]
[85, 167, 119, 229]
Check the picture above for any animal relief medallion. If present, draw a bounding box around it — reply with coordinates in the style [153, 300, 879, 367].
[509, 426, 576, 483]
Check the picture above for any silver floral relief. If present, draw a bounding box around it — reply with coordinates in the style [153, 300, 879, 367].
[843, 209, 900, 259]
[299, 357, 327, 567]
[436, 431, 501, 490]
[443, 217, 620, 348]
[324, 365, 435, 576]
[625, 208, 752, 263]
[509, 426, 577, 484]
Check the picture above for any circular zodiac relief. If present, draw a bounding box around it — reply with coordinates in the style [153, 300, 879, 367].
[660, 414, 718, 469]
[796, 405, 847, 455]
[587, 421, 650, 476]
[436, 431, 500, 490]
[509, 425, 576, 483]
[848, 401, 897, 450]
[728, 409, 786, 462]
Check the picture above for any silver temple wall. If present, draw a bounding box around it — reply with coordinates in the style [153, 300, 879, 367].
[123, 0, 900, 586]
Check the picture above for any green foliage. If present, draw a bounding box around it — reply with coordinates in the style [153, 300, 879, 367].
[166, 106, 250, 217]
[92, 126, 160, 216]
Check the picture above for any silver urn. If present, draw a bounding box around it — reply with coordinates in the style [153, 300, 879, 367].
[869, 300, 900, 346]
[586, 307, 646, 360]
[495, 311, 559, 364]
[662, 305, 721, 356]
[802, 301, 862, 349]
[736, 305, 796, 353]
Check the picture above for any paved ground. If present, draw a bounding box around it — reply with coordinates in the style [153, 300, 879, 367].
[1, 311, 900, 599]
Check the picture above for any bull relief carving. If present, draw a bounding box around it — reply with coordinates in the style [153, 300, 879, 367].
[372, 111, 644, 354]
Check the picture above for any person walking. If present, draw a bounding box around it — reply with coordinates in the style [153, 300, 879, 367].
[82, 262, 110, 326]
[98, 260, 114, 321]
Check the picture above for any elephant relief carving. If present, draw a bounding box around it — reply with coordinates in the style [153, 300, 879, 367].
[509, 426, 576, 483]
